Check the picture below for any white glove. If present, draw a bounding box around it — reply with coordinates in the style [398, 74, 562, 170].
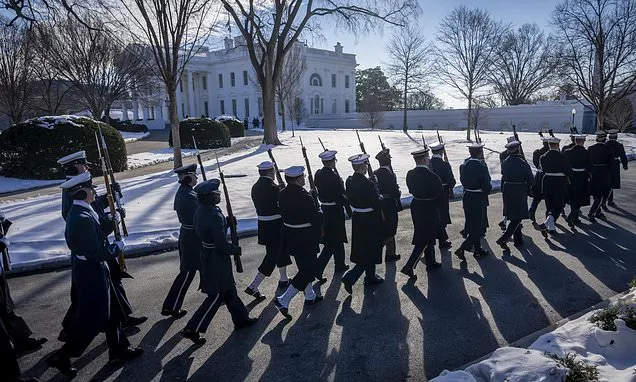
[110, 212, 122, 224]
[114, 239, 125, 251]
[0, 237, 9, 249]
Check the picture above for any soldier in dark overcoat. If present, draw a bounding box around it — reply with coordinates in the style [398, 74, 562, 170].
[182, 179, 256, 344]
[588, 131, 613, 221]
[495, 141, 534, 251]
[538, 137, 572, 234]
[604, 129, 629, 208]
[341, 154, 384, 294]
[162, 164, 201, 318]
[274, 166, 324, 320]
[314, 150, 351, 281]
[245, 161, 292, 300]
[47, 173, 142, 378]
[429, 142, 456, 248]
[528, 138, 550, 222]
[374, 148, 402, 262]
[455, 144, 492, 259]
[400, 147, 444, 280]
[564, 135, 591, 226]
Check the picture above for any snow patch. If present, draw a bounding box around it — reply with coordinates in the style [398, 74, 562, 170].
[120, 131, 150, 142]
[24, 115, 86, 129]
[0, 177, 64, 194]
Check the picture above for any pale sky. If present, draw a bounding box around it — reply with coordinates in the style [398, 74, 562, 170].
[314, 0, 559, 109]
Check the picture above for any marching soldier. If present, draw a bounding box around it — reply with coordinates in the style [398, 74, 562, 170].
[496, 137, 518, 231]
[528, 136, 550, 222]
[495, 141, 534, 251]
[341, 154, 384, 294]
[429, 142, 456, 248]
[161, 164, 201, 318]
[604, 129, 629, 208]
[57, 152, 146, 341]
[455, 143, 492, 259]
[538, 137, 571, 234]
[274, 167, 324, 320]
[47, 173, 142, 378]
[564, 135, 591, 227]
[561, 134, 576, 153]
[314, 151, 351, 281]
[182, 180, 257, 344]
[373, 148, 402, 262]
[245, 161, 292, 300]
[588, 131, 613, 221]
[400, 147, 444, 280]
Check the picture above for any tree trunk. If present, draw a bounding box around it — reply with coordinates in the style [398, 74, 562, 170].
[403, 76, 408, 132]
[262, 77, 280, 145]
[168, 86, 183, 168]
[280, 97, 286, 132]
[596, 109, 605, 132]
[467, 94, 473, 141]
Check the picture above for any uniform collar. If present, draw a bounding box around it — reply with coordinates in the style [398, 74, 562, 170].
[259, 175, 274, 181]
[416, 164, 429, 169]
[432, 154, 443, 159]
[73, 200, 100, 223]
[380, 165, 391, 170]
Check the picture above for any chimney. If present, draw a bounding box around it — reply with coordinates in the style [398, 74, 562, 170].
[224, 37, 234, 50]
[334, 42, 343, 54]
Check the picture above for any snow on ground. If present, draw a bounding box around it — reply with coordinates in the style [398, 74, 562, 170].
[120, 131, 150, 142]
[0, 177, 64, 194]
[431, 288, 636, 382]
[2, 129, 636, 271]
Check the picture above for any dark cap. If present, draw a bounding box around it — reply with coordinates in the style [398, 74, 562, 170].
[174, 164, 198, 175]
[194, 179, 221, 195]
[375, 148, 391, 162]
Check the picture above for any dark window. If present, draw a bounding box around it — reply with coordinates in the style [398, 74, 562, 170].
[218, 74, 223, 88]
[345, 75, 350, 89]
[345, 100, 350, 113]
[310, 73, 322, 87]
[202, 76, 207, 90]
[230, 72, 235, 87]
[232, 99, 237, 116]
[331, 74, 336, 88]
[243, 70, 248, 85]
[220, 100, 225, 114]
[204, 101, 209, 116]
[244, 98, 250, 117]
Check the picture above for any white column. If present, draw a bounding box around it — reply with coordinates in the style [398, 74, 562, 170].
[207, 71, 214, 117]
[122, 102, 128, 121]
[187, 70, 195, 117]
[132, 100, 139, 121]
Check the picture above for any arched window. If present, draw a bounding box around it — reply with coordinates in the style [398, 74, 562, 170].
[309, 73, 322, 87]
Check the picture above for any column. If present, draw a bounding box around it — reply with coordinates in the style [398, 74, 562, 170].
[132, 100, 139, 121]
[207, 71, 214, 117]
[122, 102, 128, 121]
[187, 70, 195, 117]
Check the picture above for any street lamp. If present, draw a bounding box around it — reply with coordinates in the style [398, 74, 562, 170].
[571, 108, 576, 130]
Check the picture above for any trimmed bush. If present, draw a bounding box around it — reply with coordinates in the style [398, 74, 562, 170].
[168, 118, 230, 149]
[222, 119, 245, 137]
[111, 119, 149, 133]
[0, 116, 127, 179]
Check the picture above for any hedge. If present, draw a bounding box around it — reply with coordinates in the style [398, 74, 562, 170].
[168, 118, 231, 149]
[0, 116, 127, 180]
[110, 119, 149, 133]
[222, 119, 245, 137]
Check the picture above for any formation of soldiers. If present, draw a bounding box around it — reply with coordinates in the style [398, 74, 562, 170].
[0, 128, 629, 380]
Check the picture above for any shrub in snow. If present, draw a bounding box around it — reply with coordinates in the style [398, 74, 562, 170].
[168, 118, 230, 149]
[0, 116, 126, 179]
[589, 305, 636, 331]
[546, 352, 599, 382]
[221, 119, 245, 138]
[110, 119, 149, 133]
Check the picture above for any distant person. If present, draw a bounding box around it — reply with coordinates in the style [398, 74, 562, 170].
[243, 118, 249, 130]
[604, 129, 629, 208]
[429, 141, 456, 249]
[538, 137, 571, 235]
[374, 148, 402, 262]
[564, 134, 591, 227]
[528, 135, 550, 222]
[588, 131, 613, 221]
[253, 117, 260, 129]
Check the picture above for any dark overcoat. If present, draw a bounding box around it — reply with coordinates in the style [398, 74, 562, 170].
[278, 184, 322, 257]
[346, 172, 384, 265]
[531, 145, 550, 198]
[588, 142, 612, 198]
[429, 155, 456, 225]
[501, 155, 534, 220]
[373, 166, 401, 237]
[174, 184, 201, 271]
[539, 150, 571, 211]
[314, 167, 349, 244]
[564, 145, 591, 207]
[251, 176, 284, 246]
[194, 204, 240, 295]
[460, 158, 492, 237]
[606, 139, 628, 189]
[406, 165, 444, 246]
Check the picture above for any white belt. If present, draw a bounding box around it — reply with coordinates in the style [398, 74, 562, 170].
[504, 182, 526, 185]
[614, 157, 621, 160]
[258, 214, 282, 221]
[321, 202, 337, 206]
[181, 224, 194, 230]
[464, 188, 483, 193]
[544, 172, 566, 176]
[413, 196, 436, 201]
[352, 207, 374, 213]
[284, 222, 311, 228]
[572, 168, 587, 172]
[202, 242, 216, 249]
[74, 255, 88, 261]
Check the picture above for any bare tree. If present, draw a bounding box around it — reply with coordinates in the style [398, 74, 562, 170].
[276, 42, 307, 133]
[0, 20, 36, 123]
[434, 6, 508, 140]
[37, 17, 153, 120]
[407, 89, 444, 110]
[103, 0, 215, 168]
[29, 58, 81, 115]
[360, 95, 386, 129]
[290, 97, 308, 132]
[605, 96, 634, 131]
[222, 0, 418, 145]
[553, 0, 636, 131]
[490, 23, 559, 105]
[385, 24, 432, 131]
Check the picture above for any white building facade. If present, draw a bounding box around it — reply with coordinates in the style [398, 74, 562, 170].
[117, 38, 358, 130]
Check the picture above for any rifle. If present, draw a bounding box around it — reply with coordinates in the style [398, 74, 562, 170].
[355, 130, 380, 184]
[318, 137, 327, 152]
[299, 136, 320, 208]
[99, 128, 128, 237]
[267, 147, 286, 187]
[421, 134, 426, 147]
[476, 129, 482, 144]
[216, 154, 243, 273]
[378, 135, 386, 150]
[512, 123, 526, 159]
[192, 136, 207, 181]
[548, 129, 555, 138]
[95, 131, 132, 279]
[0, 217, 11, 272]
[436, 130, 449, 162]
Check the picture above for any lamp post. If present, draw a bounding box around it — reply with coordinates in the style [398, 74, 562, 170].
[571, 108, 576, 131]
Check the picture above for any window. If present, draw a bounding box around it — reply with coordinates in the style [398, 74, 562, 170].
[150, 106, 155, 120]
[320, 98, 324, 114]
[345, 100, 350, 113]
[331, 74, 336, 88]
[312, 95, 322, 114]
[218, 74, 223, 88]
[345, 75, 350, 89]
[179, 81, 183, 92]
[309, 73, 322, 87]
[232, 99, 237, 116]
[181, 103, 185, 117]
[257, 97, 263, 115]
[204, 101, 209, 117]
[243, 70, 248, 85]
[230, 72, 235, 87]
[202, 76, 207, 90]
[332, 99, 337, 113]
[244, 98, 250, 117]
[220, 100, 225, 114]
